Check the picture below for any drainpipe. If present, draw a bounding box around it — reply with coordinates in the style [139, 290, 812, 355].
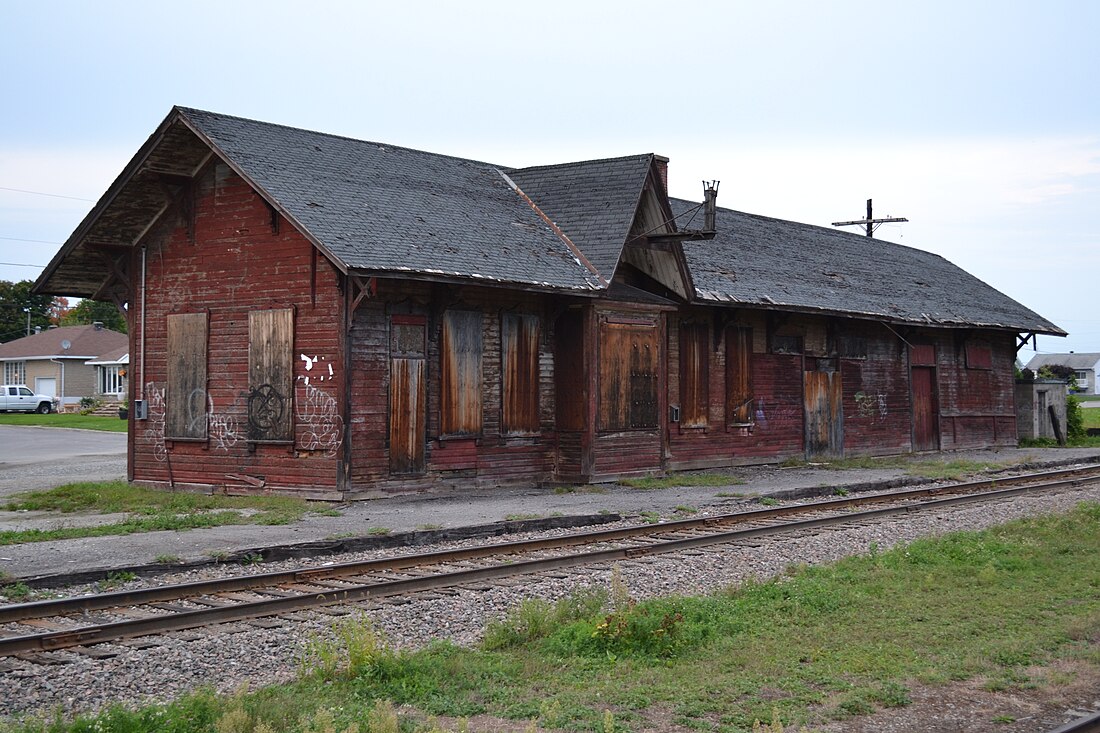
[49, 358, 65, 411]
[140, 245, 147, 399]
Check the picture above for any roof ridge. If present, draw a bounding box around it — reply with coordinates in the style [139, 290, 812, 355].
[511, 153, 654, 175]
[175, 106, 510, 170]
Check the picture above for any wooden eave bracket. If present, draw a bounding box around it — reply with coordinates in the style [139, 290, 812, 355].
[349, 275, 377, 313]
[90, 250, 132, 303]
[1016, 332, 1036, 353]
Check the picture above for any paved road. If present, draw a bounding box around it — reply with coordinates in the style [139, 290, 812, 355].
[0, 426, 126, 497]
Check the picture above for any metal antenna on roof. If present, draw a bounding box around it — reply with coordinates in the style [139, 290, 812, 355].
[832, 198, 908, 237]
[703, 181, 720, 233]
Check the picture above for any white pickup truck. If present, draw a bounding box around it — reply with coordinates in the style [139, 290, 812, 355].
[0, 385, 57, 413]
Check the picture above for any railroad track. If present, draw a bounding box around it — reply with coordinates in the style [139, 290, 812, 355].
[3, 464, 1100, 662]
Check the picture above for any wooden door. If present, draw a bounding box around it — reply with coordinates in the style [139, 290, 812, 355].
[389, 316, 427, 474]
[911, 366, 939, 451]
[804, 367, 843, 459]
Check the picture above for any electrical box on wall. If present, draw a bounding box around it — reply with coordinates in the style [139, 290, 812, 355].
[133, 399, 148, 420]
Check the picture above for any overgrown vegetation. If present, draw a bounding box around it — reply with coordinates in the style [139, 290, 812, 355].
[8, 502, 1100, 732]
[0, 481, 329, 545]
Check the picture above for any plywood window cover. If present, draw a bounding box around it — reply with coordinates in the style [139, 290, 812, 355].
[247, 308, 295, 444]
[965, 341, 993, 370]
[726, 326, 754, 427]
[501, 313, 540, 436]
[440, 310, 484, 437]
[165, 312, 208, 441]
[679, 321, 709, 430]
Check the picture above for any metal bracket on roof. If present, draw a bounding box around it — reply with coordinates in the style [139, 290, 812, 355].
[1016, 332, 1036, 353]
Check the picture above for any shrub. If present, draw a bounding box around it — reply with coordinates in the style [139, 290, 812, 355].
[1066, 394, 1085, 441]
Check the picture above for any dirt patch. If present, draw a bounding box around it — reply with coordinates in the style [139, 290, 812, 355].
[812, 658, 1100, 733]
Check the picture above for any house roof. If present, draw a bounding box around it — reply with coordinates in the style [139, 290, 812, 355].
[86, 344, 130, 365]
[675, 200, 1066, 335]
[1025, 353, 1100, 370]
[0, 325, 128, 361]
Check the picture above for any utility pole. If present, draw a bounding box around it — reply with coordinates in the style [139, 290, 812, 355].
[23, 307, 30, 337]
[832, 199, 908, 237]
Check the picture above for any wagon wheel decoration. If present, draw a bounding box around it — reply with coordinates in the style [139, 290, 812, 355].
[247, 384, 286, 439]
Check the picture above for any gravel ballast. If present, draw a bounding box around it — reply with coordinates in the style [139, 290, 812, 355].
[3, 482, 1100, 721]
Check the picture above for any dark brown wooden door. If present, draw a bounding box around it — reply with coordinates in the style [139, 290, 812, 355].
[911, 366, 939, 451]
[804, 368, 844, 459]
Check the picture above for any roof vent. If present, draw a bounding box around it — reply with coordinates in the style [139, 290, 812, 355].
[703, 181, 720, 233]
[34, 326, 42, 335]
[93, 321, 104, 330]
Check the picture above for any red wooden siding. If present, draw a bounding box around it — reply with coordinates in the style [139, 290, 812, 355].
[130, 162, 344, 499]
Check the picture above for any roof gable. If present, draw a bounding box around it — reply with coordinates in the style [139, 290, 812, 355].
[506, 154, 654, 281]
[1025, 353, 1100, 370]
[676, 200, 1065, 335]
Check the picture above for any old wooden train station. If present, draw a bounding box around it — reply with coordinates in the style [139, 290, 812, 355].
[35, 108, 1065, 499]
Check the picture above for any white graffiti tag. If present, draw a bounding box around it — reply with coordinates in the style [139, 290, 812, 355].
[145, 382, 167, 462]
[296, 381, 343, 456]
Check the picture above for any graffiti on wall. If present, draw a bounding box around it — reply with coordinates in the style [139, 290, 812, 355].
[296, 353, 343, 456]
[247, 384, 288, 440]
[145, 382, 167, 462]
[854, 391, 889, 421]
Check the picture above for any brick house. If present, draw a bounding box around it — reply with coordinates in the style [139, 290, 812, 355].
[34, 108, 1064, 499]
[0, 323, 128, 410]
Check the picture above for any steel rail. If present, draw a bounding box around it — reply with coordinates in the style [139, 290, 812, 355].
[2, 463, 1099, 628]
[2, 470, 1099, 657]
[4, 462, 1098, 628]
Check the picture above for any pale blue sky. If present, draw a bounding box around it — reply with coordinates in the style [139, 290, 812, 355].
[2, 0, 1097, 354]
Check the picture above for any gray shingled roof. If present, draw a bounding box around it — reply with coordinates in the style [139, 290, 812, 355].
[179, 108, 613, 291]
[1026, 353, 1100, 370]
[674, 199, 1065, 334]
[507, 155, 654, 280]
[0, 325, 128, 360]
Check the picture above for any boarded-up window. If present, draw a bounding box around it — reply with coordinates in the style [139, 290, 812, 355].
[965, 341, 993, 370]
[599, 320, 658, 431]
[166, 312, 208, 440]
[441, 310, 483, 436]
[248, 308, 294, 442]
[502, 313, 540, 434]
[390, 315, 426, 474]
[837, 335, 868, 359]
[770, 333, 803, 354]
[726, 326, 753, 425]
[679, 322, 709, 428]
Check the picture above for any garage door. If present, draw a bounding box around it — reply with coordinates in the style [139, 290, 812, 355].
[35, 377, 56, 398]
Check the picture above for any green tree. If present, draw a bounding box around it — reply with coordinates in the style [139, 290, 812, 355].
[0, 280, 59, 342]
[61, 298, 127, 333]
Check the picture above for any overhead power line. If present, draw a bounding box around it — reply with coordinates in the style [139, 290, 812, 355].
[0, 186, 94, 202]
[0, 262, 46, 268]
[0, 235, 63, 245]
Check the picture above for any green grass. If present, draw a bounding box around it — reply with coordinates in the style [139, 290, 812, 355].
[9, 501, 1099, 732]
[781, 456, 1006, 481]
[620, 473, 747, 490]
[0, 412, 128, 432]
[1082, 408, 1100, 430]
[0, 481, 328, 545]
